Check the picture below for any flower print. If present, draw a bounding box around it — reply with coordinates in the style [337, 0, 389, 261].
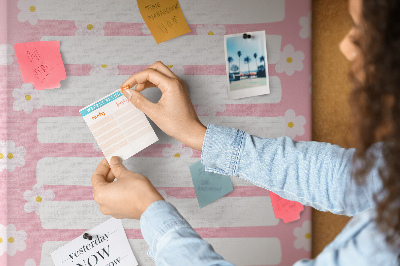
[162, 140, 193, 158]
[13, 83, 42, 114]
[0, 224, 27, 256]
[142, 24, 151, 35]
[299, 12, 312, 39]
[25, 259, 36, 266]
[284, 109, 306, 139]
[0, 45, 14, 65]
[17, 0, 39, 25]
[166, 64, 184, 77]
[197, 104, 226, 116]
[275, 44, 305, 76]
[0, 140, 26, 173]
[293, 220, 311, 251]
[75, 22, 105, 36]
[24, 184, 55, 215]
[196, 25, 226, 35]
[90, 64, 119, 76]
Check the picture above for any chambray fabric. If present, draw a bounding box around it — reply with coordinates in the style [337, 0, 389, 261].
[140, 124, 399, 265]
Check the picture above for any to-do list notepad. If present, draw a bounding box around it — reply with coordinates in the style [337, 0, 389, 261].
[80, 90, 158, 162]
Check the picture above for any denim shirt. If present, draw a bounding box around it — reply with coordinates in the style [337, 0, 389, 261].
[140, 124, 399, 265]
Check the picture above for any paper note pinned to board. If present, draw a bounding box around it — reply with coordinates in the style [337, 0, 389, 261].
[137, 0, 191, 44]
[269, 192, 304, 223]
[14, 41, 66, 90]
[189, 160, 233, 208]
[79, 89, 158, 162]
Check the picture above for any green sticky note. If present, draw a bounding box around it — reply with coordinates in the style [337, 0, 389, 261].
[189, 160, 233, 208]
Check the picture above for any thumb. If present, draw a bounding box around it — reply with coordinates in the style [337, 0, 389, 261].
[122, 89, 155, 116]
[109, 156, 129, 178]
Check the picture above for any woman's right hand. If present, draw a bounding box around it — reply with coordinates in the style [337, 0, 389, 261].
[120, 61, 207, 151]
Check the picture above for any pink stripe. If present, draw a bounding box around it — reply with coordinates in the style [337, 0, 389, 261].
[47, 185, 268, 201]
[65, 64, 92, 76]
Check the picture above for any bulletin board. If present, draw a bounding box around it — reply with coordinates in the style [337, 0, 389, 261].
[0, 0, 312, 265]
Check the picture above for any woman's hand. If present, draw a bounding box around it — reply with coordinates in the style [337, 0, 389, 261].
[120, 61, 206, 151]
[91, 157, 164, 220]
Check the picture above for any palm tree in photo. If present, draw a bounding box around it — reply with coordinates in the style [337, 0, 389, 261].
[227, 56, 234, 73]
[237, 51, 242, 77]
[244, 56, 251, 78]
[253, 53, 258, 75]
[260, 55, 266, 72]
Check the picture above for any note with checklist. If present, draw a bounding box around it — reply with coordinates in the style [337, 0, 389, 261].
[79, 90, 158, 162]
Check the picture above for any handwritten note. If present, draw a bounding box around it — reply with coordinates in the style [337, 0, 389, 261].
[189, 160, 233, 208]
[269, 192, 304, 223]
[14, 41, 66, 90]
[51, 218, 138, 266]
[137, 0, 191, 44]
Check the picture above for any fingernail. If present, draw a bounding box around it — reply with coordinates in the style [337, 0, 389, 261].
[124, 89, 133, 100]
[110, 156, 122, 164]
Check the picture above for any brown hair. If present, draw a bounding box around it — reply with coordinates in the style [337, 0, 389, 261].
[349, 0, 400, 252]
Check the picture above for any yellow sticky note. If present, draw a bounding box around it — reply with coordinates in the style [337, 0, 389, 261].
[137, 0, 191, 44]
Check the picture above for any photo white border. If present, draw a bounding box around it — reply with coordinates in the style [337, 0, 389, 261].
[224, 30, 270, 100]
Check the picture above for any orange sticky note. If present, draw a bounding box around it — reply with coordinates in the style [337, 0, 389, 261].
[137, 0, 191, 44]
[269, 192, 304, 223]
[14, 41, 66, 90]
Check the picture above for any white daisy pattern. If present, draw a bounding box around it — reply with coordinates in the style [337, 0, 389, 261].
[284, 109, 306, 139]
[13, 83, 42, 114]
[90, 64, 119, 76]
[293, 220, 311, 252]
[0, 140, 26, 173]
[23, 184, 55, 215]
[275, 44, 305, 76]
[0, 224, 27, 256]
[25, 259, 36, 266]
[75, 22, 105, 36]
[299, 11, 312, 39]
[166, 64, 184, 77]
[197, 104, 226, 116]
[0, 44, 14, 65]
[196, 24, 226, 35]
[17, 0, 39, 25]
[162, 140, 193, 158]
[142, 24, 151, 35]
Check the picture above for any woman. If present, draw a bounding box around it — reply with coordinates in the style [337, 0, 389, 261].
[91, 0, 400, 264]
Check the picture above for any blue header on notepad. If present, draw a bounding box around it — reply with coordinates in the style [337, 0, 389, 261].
[80, 91, 123, 116]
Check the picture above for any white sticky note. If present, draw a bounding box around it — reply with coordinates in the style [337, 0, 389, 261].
[51, 218, 138, 266]
[79, 89, 158, 162]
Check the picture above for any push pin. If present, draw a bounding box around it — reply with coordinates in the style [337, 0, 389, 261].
[83, 233, 95, 240]
[243, 33, 252, 39]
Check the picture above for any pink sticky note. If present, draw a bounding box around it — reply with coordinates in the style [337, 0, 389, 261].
[269, 192, 304, 223]
[14, 41, 66, 90]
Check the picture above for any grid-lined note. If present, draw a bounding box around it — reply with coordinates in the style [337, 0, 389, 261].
[79, 90, 158, 161]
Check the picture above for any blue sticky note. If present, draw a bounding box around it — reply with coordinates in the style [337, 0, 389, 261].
[189, 160, 233, 208]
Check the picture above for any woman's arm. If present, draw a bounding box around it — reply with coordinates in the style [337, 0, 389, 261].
[202, 124, 383, 216]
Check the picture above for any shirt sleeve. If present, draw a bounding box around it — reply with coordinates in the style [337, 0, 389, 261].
[140, 200, 235, 266]
[201, 124, 384, 216]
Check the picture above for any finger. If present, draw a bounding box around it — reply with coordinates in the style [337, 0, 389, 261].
[147, 61, 178, 79]
[120, 68, 173, 94]
[135, 81, 157, 92]
[109, 156, 130, 178]
[105, 169, 116, 183]
[91, 158, 110, 189]
[121, 89, 158, 116]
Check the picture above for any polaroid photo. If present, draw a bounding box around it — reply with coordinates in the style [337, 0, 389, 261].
[224, 30, 270, 100]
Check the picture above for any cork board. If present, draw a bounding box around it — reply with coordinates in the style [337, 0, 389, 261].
[312, 0, 353, 258]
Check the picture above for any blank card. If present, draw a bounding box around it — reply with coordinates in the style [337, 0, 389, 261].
[79, 90, 158, 162]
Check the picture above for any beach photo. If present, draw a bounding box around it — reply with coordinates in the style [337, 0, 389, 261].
[224, 30, 270, 100]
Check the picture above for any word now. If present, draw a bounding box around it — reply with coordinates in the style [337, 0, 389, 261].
[76, 245, 116, 266]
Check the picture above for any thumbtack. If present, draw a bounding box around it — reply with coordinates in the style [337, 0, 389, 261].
[83, 233, 95, 240]
[242, 33, 252, 39]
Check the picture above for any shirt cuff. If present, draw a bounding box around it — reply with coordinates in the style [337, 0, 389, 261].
[140, 200, 192, 260]
[201, 124, 245, 176]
